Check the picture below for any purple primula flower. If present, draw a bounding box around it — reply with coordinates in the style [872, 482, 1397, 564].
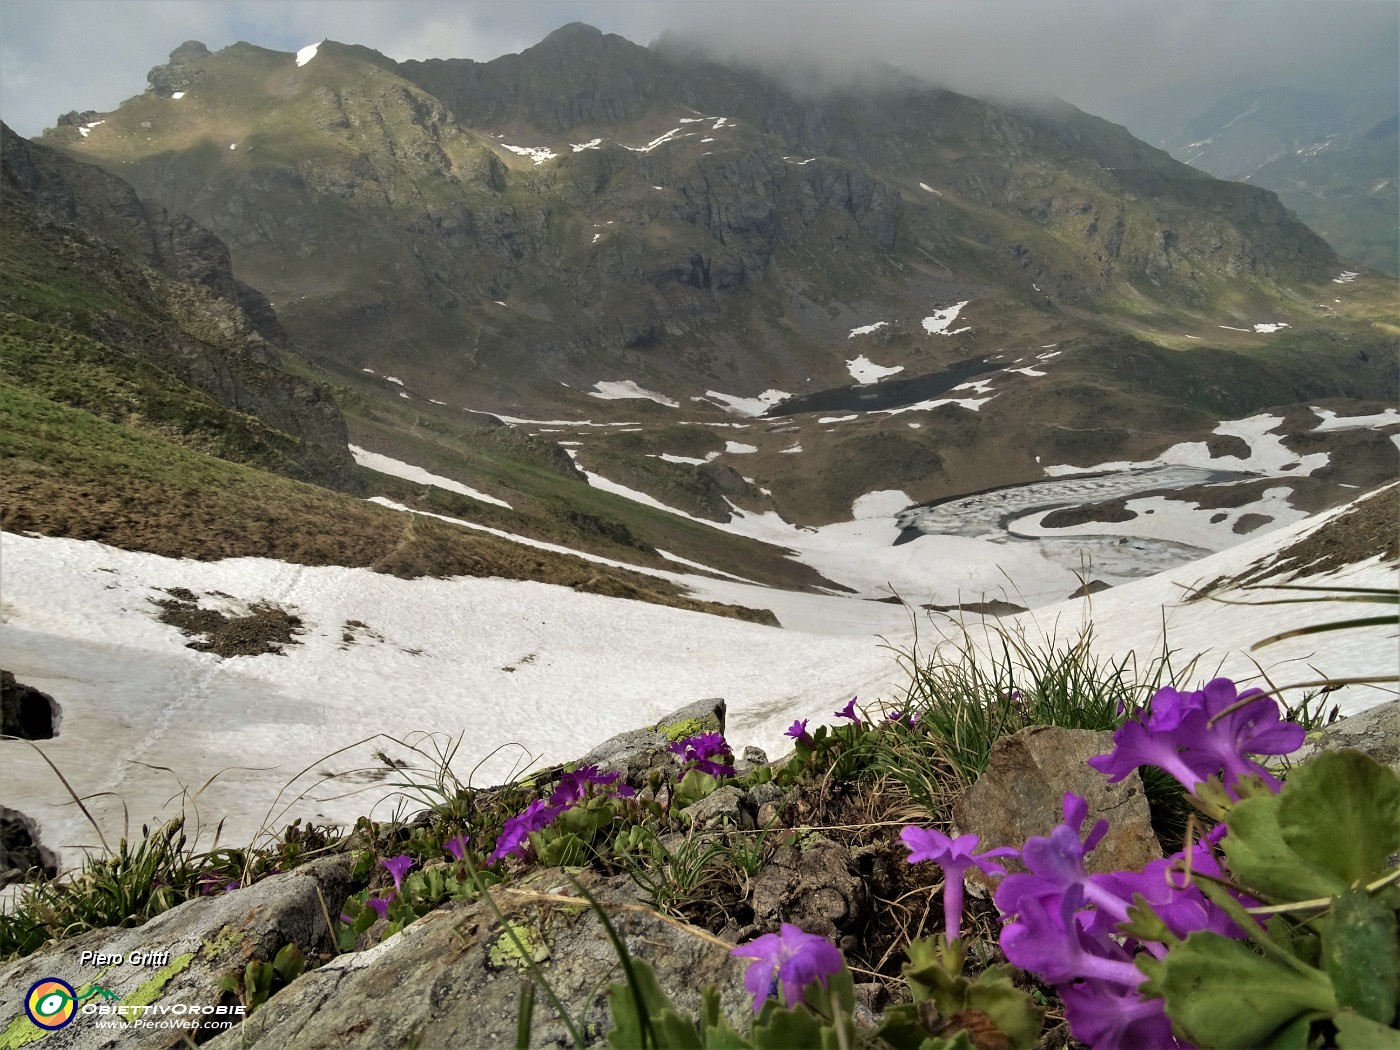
[1001, 884, 1145, 990]
[444, 834, 471, 862]
[834, 697, 862, 723]
[996, 794, 1112, 917]
[366, 894, 393, 921]
[1089, 678, 1303, 796]
[730, 923, 844, 1012]
[785, 719, 814, 746]
[380, 854, 414, 893]
[886, 709, 920, 729]
[550, 765, 635, 807]
[668, 732, 736, 777]
[901, 826, 1016, 943]
[1059, 977, 1188, 1050]
[489, 799, 563, 863]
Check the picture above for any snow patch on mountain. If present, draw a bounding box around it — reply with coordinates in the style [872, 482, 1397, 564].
[922, 301, 970, 335]
[846, 355, 904, 384]
[295, 42, 321, 67]
[702, 389, 791, 417]
[350, 446, 512, 509]
[588, 381, 678, 407]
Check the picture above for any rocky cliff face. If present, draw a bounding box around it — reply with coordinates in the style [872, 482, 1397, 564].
[1, 123, 355, 487]
[41, 28, 1339, 416]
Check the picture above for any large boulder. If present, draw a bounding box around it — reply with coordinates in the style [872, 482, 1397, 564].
[204, 869, 751, 1049]
[951, 726, 1161, 885]
[0, 855, 353, 1048]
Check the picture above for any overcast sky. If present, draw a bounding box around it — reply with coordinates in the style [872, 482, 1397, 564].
[1, 1, 1396, 142]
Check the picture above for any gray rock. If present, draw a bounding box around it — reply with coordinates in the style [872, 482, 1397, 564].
[952, 726, 1161, 886]
[204, 870, 751, 1049]
[682, 785, 749, 830]
[0, 855, 352, 1048]
[576, 697, 725, 784]
[749, 836, 865, 951]
[1292, 700, 1400, 776]
[1, 669, 58, 739]
[0, 807, 57, 887]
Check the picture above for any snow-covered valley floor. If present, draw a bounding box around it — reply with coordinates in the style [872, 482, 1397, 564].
[2, 485, 1395, 875]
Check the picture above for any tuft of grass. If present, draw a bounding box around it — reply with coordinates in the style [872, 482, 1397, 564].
[882, 614, 1184, 789]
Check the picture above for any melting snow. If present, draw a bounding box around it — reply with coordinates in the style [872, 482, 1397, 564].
[713, 118, 729, 128]
[588, 381, 678, 407]
[819, 414, 859, 424]
[1253, 322, 1289, 334]
[922, 302, 970, 335]
[171, 92, 185, 100]
[349, 445, 512, 509]
[622, 128, 694, 153]
[571, 139, 603, 152]
[295, 42, 321, 67]
[229, 143, 237, 151]
[779, 444, 803, 454]
[848, 321, 889, 338]
[1043, 413, 1329, 478]
[703, 389, 791, 417]
[4, 472, 1392, 867]
[1003, 365, 1047, 377]
[76, 120, 105, 137]
[1333, 271, 1359, 284]
[725, 441, 758, 454]
[384, 376, 404, 386]
[918, 183, 941, 195]
[846, 355, 904, 384]
[1311, 407, 1400, 431]
[657, 453, 717, 466]
[501, 144, 558, 166]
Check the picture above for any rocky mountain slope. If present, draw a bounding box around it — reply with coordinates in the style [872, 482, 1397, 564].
[15, 24, 1399, 578]
[1150, 87, 1399, 276]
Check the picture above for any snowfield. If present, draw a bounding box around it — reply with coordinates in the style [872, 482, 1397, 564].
[1, 482, 1394, 876]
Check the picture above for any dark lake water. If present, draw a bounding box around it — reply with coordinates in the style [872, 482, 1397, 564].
[763, 356, 999, 417]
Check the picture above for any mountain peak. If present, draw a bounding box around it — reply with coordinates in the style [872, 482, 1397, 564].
[540, 22, 606, 46]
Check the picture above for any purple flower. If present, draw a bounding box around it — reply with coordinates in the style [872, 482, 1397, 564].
[1089, 678, 1303, 796]
[730, 924, 844, 1012]
[366, 894, 393, 921]
[886, 709, 920, 729]
[380, 854, 414, 893]
[489, 799, 563, 863]
[902, 827, 1016, 942]
[1059, 977, 1187, 1050]
[996, 795, 1110, 918]
[550, 765, 634, 807]
[444, 835, 471, 862]
[668, 732, 736, 777]
[1001, 885, 1145, 990]
[785, 719, 814, 746]
[834, 697, 862, 723]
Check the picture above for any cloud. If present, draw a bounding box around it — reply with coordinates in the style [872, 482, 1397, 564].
[1, 0, 1394, 141]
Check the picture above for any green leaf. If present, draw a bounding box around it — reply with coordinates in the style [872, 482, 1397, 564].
[1334, 1009, 1400, 1049]
[1278, 750, 1400, 887]
[272, 942, 306, 982]
[965, 966, 1044, 1050]
[751, 1005, 823, 1050]
[1324, 889, 1400, 1025]
[1140, 931, 1337, 1049]
[1223, 793, 1350, 902]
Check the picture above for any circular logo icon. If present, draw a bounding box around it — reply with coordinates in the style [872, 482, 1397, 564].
[25, 978, 77, 1030]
